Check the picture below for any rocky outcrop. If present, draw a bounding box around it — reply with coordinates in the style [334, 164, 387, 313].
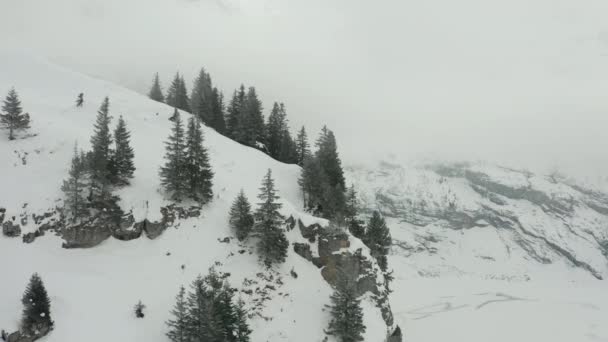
[111, 213, 142, 241]
[293, 220, 395, 328]
[2, 220, 21, 237]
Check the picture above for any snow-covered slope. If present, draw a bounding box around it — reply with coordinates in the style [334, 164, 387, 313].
[347, 160, 608, 341]
[0, 52, 389, 342]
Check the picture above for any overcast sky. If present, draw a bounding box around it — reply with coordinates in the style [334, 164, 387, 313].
[2, 0, 608, 178]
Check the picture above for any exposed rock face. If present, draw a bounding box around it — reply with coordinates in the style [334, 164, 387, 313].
[2, 220, 21, 237]
[111, 213, 141, 241]
[387, 326, 403, 342]
[293, 219, 395, 328]
[347, 161, 608, 280]
[62, 220, 113, 248]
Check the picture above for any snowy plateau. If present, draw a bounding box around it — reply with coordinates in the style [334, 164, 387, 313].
[1, 51, 607, 342]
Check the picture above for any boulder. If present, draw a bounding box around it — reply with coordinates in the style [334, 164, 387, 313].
[2, 220, 21, 237]
[138, 219, 166, 240]
[22, 230, 43, 244]
[112, 213, 142, 241]
[293, 243, 314, 263]
[297, 219, 321, 242]
[62, 220, 112, 248]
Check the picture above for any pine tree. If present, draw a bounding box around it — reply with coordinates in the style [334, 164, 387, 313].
[298, 156, 327, 212]
[216, 282, 237, 342]
[265, 102, 289, 160]
[278, 128, 298, 164]
[229, 190, 254, 241]
[0, 88, 30, 140]
[166, 73, 190, 112]
[166, 286, 188, 342]
[243, 87, 265, 146]
[62, 144, 89, 222]
[326, 268, 366, 342]
[184, 116, 214, 203]
[345, 185, 365, 239]
[209, 88, 226, 134]
[148, 73, 165, 102]
[111, 115, 135, 185]
[186, 272, 224, 342]
[316, 126, 345, 189]
[89, 97, 113, 200]
[21, 273, 53, 336]
[295, 126, 310, 166]
[190, 68, 214, 124]
[254, 169, 289, 266]
[160, 111, 187, 200]
[364, 211, 392, 272]
[233, 299, 252, 342]
[225, 87, 246, 141]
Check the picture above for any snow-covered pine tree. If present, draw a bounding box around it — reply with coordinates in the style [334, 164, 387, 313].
[229, 190, 254, 241]
[209, 88, 226, 134]
[184, 116, 213, 204]
[21, 273, 53, 336]
[190, 68, 214, 124]
[254, 169, 289, 266]
[345, 185, 365, 239]
[233, 299, 252, 342]
[166, 73, 190, 112]
[160, 111, 187, 200]
[166, 286, 188, 342]
[326, 268, 365, 342]
[0, 88, 30, 140]
[111, 115, 135, 185]
[364, 210, 392, 272]
[61, 144, 89, 222]
[148, 72, 165, 103]
[295, 126, 310, 166]
[89, 97, 113, 200]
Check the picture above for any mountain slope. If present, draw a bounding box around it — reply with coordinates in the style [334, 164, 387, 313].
[0, 52, 389, 342]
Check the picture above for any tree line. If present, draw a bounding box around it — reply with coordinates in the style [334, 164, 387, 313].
[147, 70, 308, 166]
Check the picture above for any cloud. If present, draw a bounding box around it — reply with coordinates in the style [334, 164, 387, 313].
[1, 0, 608, 178]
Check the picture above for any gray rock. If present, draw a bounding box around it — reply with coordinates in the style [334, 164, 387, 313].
[297, 219, 321, 242]
[62, 219, 113, 248]
[139, 219, 166, 240]
[2, 220, 21, 237]
[293, 243, 314, 263]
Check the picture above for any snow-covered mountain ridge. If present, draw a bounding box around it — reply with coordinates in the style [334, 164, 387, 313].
[0, 52, 393, 342]
[347, 160, 608, 280]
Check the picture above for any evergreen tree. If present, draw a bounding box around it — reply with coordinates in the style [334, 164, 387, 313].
[160, 111, 187, 200]
[186, 272, 224, 342]
[243, 87, 265, 146]
[190, 68, 214, 124]
[295, 126, 310, 166]
[298, 156, 327, 212]
[345, 185, 365, 239]
[229, 190, 254, 241]
[111, 115, 135, 185]
[62, 144, 89, 222]
[316, 126, 345, 189]
[166, 73, 191, 112]
[89, 97, 113, 200]
[265, 102, 286, 160]
[364, 211, 392, 272]
[278, 128, 298, 164]
[326, 268, 365, 342]
[21, 273, 53, 336]
[184, 116, 214, 203]
[215, 282, 237, 342]
[233, 299, 252, 342]
[0, 88, 30, 140]
[209, 88, 226, 134]
[148, 73, 165, 102]
[225, 87, 246, 141]
[254, 169, 289, 266]
[166, 286, 188, 342]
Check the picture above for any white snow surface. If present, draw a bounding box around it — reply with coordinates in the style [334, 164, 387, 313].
[347, 160, 608, 341]
[0, 52, 388, 342]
